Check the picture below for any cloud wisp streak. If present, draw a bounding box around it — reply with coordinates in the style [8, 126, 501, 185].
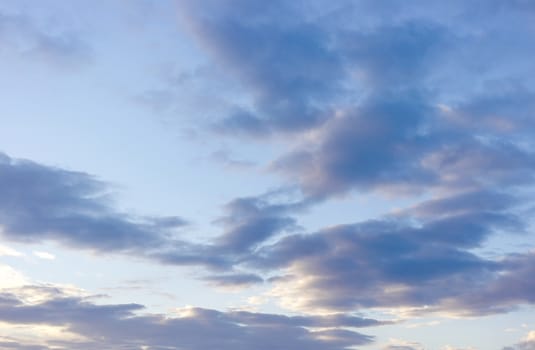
[0, 9, 91, 68]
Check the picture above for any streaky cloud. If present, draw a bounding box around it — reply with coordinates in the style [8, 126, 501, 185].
[0, 9, 91, 68]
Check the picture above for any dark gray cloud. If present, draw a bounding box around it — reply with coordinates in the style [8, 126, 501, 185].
[400, 190, 518, 220]
[272, 93, 437, 197]
[443, 85, 535, 136]
[179, 0, 346, 136]
[203, 272, 264, 288]
[0, 341, 49, 350]
[450, 252, 535, 315]
[2, 0, 535, 333]
[176, 0, 535, 137]
[0, 152, 304, 273]
[1, 139, 533, 319]
[273, 95, 535, 198]
[247, 191, 528, 314]
[0, 285, 382, 350]
[341, 21, 450, 89]
[149, 242, 232, 270]
[225, 310, 389, 329]
[177, 0, 535, 202]
[0, 152, 190, 257]
[150, 190, 308, 270]
[254, 227, 489, 311]
[213, 194, 301, 254]
[384, 346, 420, 350]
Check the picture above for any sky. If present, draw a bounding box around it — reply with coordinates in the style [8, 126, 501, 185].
[0, 0, 535, 349]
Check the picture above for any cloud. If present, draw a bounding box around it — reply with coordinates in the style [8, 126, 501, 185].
[504, 331, 535, 350]
[447, 252, 535, 315]
[150, 190, 308, 270]
[0, 141, 533, 318]
[32, 251, 55, 260]
[246, 192, 527, 314]
[381, 338, 424, 350]
[272, 93, 437, 198]
[0, 152, 311, 272]
[203, 272, 264, 289]
[210, 149, 256, 170]
[0, 264, 28, 289]
[0, 339, 50, 350]
[176, 0, 533, 138]
[0, 285, 383, 350]
[0, 244, 23, 257]
[2, 1, 535, 335]
[171, 7, 535, 325]
[178, 0, 347, 136]
[0, 10, 91, 68]
[0, 152, 189, 258]
[272, 90, 535, 199]
[176, 0, 535, 202]
[441, 85, 535, 136]
[213, 194, 301, 254]
[399, 189, 518, 220]
[341, 20, 450, 89]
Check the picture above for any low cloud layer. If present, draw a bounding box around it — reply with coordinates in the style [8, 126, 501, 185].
[0, 285, 381, 350]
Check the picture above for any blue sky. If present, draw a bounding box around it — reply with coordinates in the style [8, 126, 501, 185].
[1, 0, 535, 349]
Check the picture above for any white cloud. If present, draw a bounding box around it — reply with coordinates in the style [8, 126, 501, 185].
[0, 244, 23, 257]
[0, 264, 27, 289]
[33, 251, 56, 260]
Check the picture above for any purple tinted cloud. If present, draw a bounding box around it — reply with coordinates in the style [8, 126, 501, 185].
[0, 285, 382, 350]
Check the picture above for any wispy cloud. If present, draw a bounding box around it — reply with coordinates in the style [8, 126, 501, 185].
[0, 10, 91, 68]
[32, 251, 55, 260]
[0, 244, 23, 257]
